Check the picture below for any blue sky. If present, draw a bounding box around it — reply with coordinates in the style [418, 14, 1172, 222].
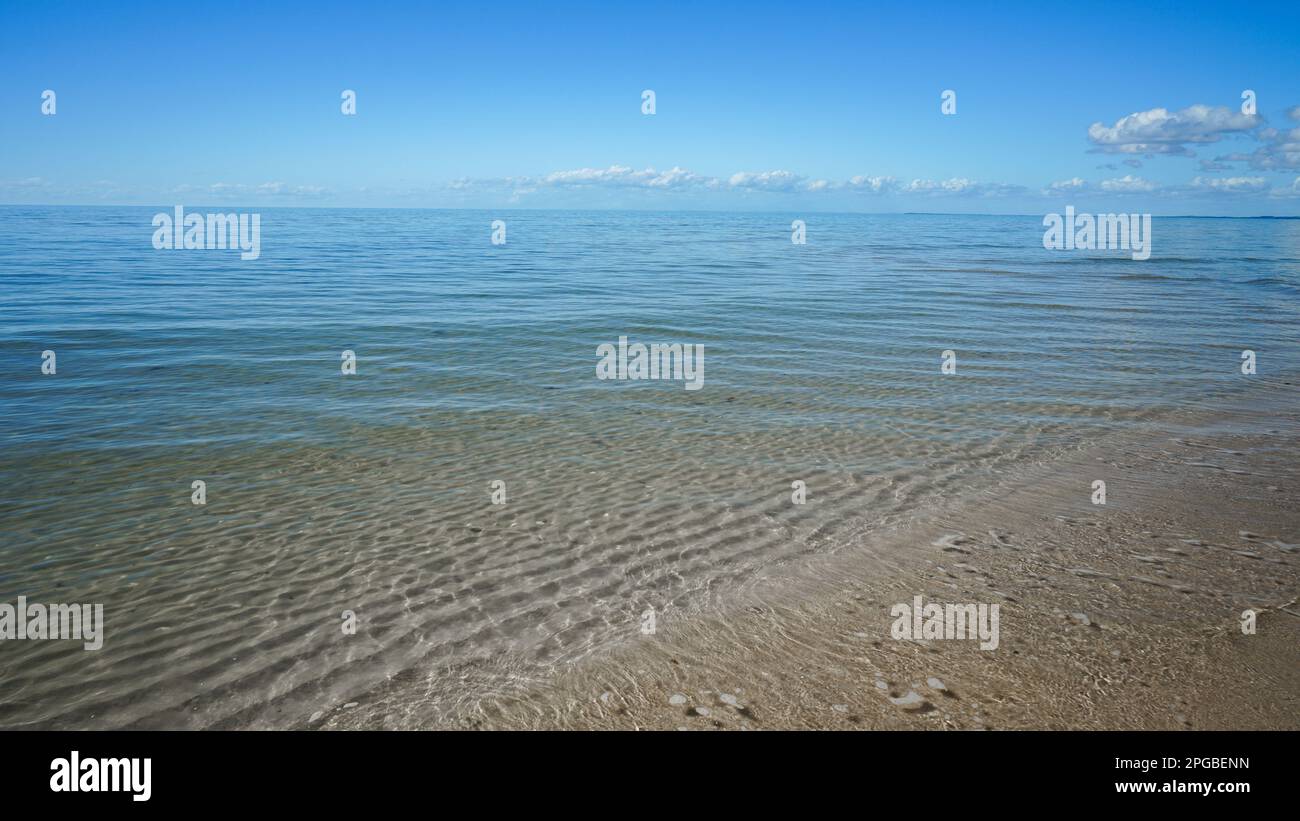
[2, 0, 1299, 214]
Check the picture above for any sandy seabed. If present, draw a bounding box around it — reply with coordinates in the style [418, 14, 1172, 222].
[318, 396, 1300, 731]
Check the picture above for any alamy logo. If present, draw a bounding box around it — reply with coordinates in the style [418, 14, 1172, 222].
[1042, 206, 1151, 261]
[596, 336, 704, 391]
[0, 596, 103, 650]
[890, 595, 1000, 650]
[152, 206, 261, 260]
[50, 751, 151, 802]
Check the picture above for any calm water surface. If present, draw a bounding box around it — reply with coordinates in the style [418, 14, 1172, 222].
[1, 207, 1298, 727]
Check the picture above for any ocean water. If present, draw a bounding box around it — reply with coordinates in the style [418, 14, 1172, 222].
[1, 206, 1298, 728]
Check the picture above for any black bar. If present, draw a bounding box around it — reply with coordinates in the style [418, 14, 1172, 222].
[3, 730, 1286, 808]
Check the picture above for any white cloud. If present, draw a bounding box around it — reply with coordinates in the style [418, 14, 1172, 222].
[1189, 176, 1268, 193]
[1087, 104, 1258, 156]
[169, 181, 329, 198]
[1267, 176, 1300, 198]
[726, 170, 806, 191]
[1214, 124, 1300, 170]
[1048, 177, 1087, 192]
[845, 175, 897, 193]
[1099, 175, 1158, 192]
[797, 175, 898, 194]
[454, 167, 887, 197]
[426, 164, 1300, 204]
[899, 178, 1022, 197]
[904, 177, 970, 193]
[537, 165, 711, 189]
[450, 167, 1031, 198]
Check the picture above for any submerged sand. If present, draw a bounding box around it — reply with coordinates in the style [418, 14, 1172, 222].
[317, 395, 1300, 730]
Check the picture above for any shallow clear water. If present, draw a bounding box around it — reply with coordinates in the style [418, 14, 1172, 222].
[1, 207, 1298, 727]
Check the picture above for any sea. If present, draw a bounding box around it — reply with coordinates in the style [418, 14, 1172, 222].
[1, 207, 1297, 727]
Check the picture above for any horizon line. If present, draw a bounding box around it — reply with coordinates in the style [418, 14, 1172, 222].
[3, 203, 1299, 220]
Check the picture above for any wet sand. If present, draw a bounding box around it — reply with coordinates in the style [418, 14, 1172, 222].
[317, 398, 1300, 730]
